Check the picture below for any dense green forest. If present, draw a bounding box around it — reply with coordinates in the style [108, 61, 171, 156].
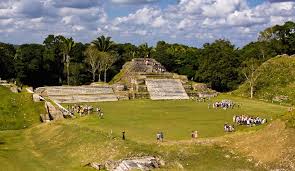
[0, 21, 294, 92]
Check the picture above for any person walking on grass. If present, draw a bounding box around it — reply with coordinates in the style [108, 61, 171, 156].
[156, 132, 161, 142]
[160, 132, 164, 142]
[100, 112, 104, 119]
[191, 131, 198, 139]
[191, 131, 195, 139]
[122, 131, 125, 140]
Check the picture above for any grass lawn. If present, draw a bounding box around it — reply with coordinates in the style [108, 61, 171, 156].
[0, 87, 288, 170]
[66, 94, 286, 143]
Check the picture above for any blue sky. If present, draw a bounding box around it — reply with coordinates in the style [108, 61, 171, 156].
[0, 0, 294, 47]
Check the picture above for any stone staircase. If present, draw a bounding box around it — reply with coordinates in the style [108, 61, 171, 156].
[145, 79, 189, 100]
[183, 83, 198, 97]
[36, 86, 118, 103]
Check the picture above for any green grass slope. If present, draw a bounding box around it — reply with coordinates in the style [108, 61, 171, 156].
[0, 119, 266, 171]
[0, 86, 45, 130]
[109, 61, 133, 84]
[235, 55, 295, 105]
[66, 94, 285, 143]
[0, 85, 289, 170]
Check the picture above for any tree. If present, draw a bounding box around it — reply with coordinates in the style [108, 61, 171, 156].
[138, 43, 153, 58]
[85, 45, 103, 82]
[60, 37, 76, 85]
[258, 21, 295, 55]
[238, 41, 277, 63]
[101, 52, 117, 82]
[195, 40, 240, 92]
[92, 35, 114, 52]
[241, 58, 261, 99]
[43, 35, 65, 85]
[14, 44, 45, 87]
[0, 42, 16, 80]
[68, 42, 88, 85]
[153, 41, 175, 71]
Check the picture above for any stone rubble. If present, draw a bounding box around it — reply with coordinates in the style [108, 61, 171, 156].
[87, 156, 164, 171]
[45, 102, 64, 120]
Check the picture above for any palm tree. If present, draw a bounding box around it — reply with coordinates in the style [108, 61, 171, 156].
[60, 37, 76, 85]
[91, 35, 114, 52]
[138, 43, 153, 58]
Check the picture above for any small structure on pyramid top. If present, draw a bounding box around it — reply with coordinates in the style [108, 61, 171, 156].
[111, 58, 188, 86]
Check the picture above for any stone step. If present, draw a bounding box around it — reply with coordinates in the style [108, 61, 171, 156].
[146, 79, 189, 100]
[115, 91, 129, 100]
[45, 87, 114, 96]
[135, 92, 150, 99]
[49, 94, 118, 103]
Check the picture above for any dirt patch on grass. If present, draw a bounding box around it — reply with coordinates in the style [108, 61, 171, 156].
[161, 120, 295, 170]
[223, 120, 295, 170]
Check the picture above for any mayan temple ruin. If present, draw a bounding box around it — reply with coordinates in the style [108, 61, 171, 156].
[34, 58, 216, 103]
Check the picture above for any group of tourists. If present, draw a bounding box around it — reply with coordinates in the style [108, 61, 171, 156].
[68, 104, 93, 116]
[152, 64, 166, 73]
[233, 115, 267, 126]
[224, 123, 235, 132]
[194, 97, 209, 102]
[67, 104, 104, 119]
[212, 100, 236, 109]
[143, 59, 166, 73]
[224, 115, 267, 132]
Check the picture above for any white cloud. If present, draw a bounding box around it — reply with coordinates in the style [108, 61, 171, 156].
[202, 0, 248, 17]
[177, 18, 193, 30]
[115, 7, 161, 25]
[178, 0, 203, 14]
[106, 0, 295, 46]
[227, 10, 267, 27]
[151, 16, 167, 28]
[111, 0, 158, 4]
[0, 0, 294, 47]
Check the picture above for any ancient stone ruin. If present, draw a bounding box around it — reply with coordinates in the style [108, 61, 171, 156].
[35, 85, 118, 103]
[87, 156, 164, 171]
[112, 58, 216, 100]
[44, 102, 64, 120]
[0, 79, 8, 85]
[33, 58, 217, 105]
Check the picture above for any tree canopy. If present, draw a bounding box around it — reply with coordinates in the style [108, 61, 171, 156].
[1, 21, 294, 92]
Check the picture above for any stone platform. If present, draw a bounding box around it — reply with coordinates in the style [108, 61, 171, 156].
[145, 79, 189, 100]
[36, 86, 118, 103]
